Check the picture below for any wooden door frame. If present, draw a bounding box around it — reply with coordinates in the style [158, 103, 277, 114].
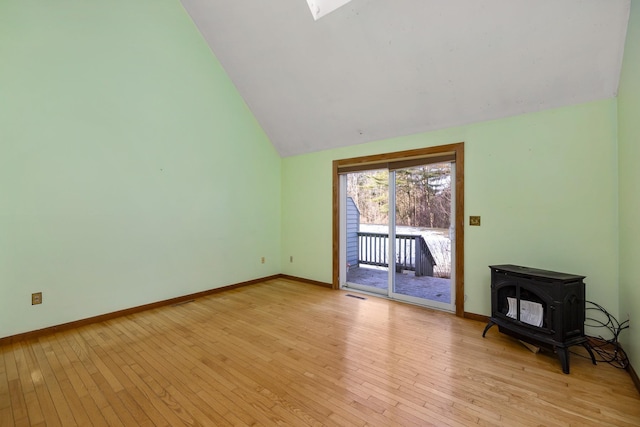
[332, 142, 465, 317]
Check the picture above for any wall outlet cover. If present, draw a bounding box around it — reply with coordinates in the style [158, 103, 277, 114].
[32, 292, 42, 305]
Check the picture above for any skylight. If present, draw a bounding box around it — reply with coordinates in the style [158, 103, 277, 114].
[306, 0, 353, 20]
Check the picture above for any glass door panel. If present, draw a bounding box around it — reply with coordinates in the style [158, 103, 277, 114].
[391, 163, 454, 311]
[344, 169, 390, 295]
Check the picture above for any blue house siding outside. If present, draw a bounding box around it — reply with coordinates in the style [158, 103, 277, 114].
[346, 197, 360, 269]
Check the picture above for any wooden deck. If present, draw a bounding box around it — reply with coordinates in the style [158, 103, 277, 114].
[2, 278, 639, 426]
[346, 266, 451, 303]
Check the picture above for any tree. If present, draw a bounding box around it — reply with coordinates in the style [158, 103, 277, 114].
[346, 164, 451, 228]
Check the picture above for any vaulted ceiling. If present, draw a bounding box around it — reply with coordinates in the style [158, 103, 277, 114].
[180, 0, 631, 157]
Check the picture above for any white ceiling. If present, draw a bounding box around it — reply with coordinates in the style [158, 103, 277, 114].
[180, 0, 630, 157]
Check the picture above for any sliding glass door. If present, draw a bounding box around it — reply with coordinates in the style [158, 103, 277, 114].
[340, 159, 455, 312]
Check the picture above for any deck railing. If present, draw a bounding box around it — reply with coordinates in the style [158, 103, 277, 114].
[356, 232, 436, 276]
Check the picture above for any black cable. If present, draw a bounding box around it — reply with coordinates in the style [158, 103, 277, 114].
[571, 301, 630, 369]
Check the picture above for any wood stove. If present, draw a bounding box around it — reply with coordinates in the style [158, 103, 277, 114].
[482, 264, 596, 374]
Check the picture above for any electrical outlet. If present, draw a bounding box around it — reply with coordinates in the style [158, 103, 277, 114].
[290, 256, 293, 263]
[261, 257, 265, 264]
[32, 292, 42, 305]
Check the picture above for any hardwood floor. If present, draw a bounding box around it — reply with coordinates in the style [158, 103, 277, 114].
[1, 278, 639, 426]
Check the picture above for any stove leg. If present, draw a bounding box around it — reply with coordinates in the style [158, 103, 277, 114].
[557, 347, 570, 374]
[482, 320, 495, 338]
[582, 342, 597, 365]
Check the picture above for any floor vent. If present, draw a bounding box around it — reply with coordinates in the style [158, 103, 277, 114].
[171, 299, 195, 307]
[345, 294, 367, 300]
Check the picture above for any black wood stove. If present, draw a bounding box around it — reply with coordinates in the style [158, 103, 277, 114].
[482, 264, 596, 374]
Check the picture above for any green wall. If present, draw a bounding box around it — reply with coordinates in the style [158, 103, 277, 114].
[618, 0, 640, 375]
[282, 99, 620, 319]
[0, 0, 281, 338]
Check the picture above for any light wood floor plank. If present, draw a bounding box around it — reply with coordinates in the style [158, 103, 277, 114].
[16, 342, 61, 427]
[29, 338, 77, 426]
[0, 348, 15, 424]
[13, 343, 46, 426]
[1, 279, 639, 426]
[76, 329, 155, 426]
[4, 344, 30, 426]
[48, 334, 108, 426]
[82, 327, 171, 426]
[39, 335, 91, 427]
